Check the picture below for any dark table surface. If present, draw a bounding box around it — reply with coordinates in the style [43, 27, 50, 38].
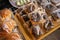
[43, 28, 60, 40]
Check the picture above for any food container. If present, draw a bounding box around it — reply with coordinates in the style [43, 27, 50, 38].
[9, 0, 35, 8]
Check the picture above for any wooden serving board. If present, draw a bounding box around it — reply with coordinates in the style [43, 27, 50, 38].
[12, 3, 60, 40]
[15, 13, 60, 40]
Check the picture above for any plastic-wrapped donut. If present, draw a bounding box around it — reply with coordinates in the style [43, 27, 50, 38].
[44, 20, 54, 31]
[31, 13, 40, 22]
[32, 25, 43, 37]
[0, 19, 16, 33]
[8, 33, 23, 40]
[0, 8, 12, 21]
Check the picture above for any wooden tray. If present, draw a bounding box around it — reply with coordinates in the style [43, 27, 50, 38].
[12, 3, 60, 40]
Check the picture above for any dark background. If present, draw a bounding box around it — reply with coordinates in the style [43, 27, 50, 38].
[0, 0, 17, 11]
[0, 0, 12, 9]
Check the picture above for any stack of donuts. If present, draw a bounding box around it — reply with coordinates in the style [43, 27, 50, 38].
[0, 8, 22, 40]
